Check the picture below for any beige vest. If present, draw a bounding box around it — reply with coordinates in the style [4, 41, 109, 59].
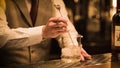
[0, 0, 54, 65]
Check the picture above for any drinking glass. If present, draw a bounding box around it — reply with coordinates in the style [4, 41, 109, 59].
[61, 34, 83, 63]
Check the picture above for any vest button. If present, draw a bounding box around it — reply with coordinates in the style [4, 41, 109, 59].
[31, 50, 35, 53]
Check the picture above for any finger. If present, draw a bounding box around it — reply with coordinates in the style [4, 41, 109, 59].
[48, 17, 59, 22]
[50, 17, 68, 25]
[81, 48, 92, 60]
[80, 54, 85, 61]
[54, 24, 67, 29]
[57, 17, 68, 24]
[56, 22, 68, 27]
[51, 28, 67, 35]
[83, 53, 92, 60]
[48, 21, 67, 29]
[55, 27, 67, 31]
[48, 17, 67, 23]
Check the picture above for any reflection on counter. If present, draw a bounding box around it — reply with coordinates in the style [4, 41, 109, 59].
[2, 53, 120, 68]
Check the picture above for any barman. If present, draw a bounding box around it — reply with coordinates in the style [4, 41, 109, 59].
[0, 0, 91, 66]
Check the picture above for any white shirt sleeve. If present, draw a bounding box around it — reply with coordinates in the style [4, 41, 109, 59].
[0, 24, 44, 48]
[11, 26, 44, 46]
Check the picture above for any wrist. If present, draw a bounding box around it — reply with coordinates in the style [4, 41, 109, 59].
[42, 25, 46, 39]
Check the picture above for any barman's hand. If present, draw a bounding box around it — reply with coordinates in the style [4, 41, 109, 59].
[42, 17, 68, 39]
[79, 46, 92, 61]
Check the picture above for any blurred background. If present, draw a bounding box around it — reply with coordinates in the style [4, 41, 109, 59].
[50, 0, 117, 59]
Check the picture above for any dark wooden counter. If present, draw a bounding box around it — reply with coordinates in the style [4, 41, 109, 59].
[1, 53, 120, 68]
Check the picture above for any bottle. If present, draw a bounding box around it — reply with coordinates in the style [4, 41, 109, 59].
[112, 0, 120, 62]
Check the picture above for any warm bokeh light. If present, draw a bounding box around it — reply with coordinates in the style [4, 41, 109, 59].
[110, 0, 117, 20]
[74, 0, 79, 3]
[112, 0, 117, 7]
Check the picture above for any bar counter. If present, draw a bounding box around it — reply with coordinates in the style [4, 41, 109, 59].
[1, 53, 120, 68]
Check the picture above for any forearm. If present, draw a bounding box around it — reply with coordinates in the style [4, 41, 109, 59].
[0, 25, 44, 48]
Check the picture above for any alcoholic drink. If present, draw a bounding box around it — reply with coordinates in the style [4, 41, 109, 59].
[112, 0, 120, 62]
[61, 45, 81, 63]
[61, 35, 82, 63]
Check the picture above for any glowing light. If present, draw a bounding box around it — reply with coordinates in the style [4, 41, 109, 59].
[110, 0, 117, 20]
[112, 0, 117, 7]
